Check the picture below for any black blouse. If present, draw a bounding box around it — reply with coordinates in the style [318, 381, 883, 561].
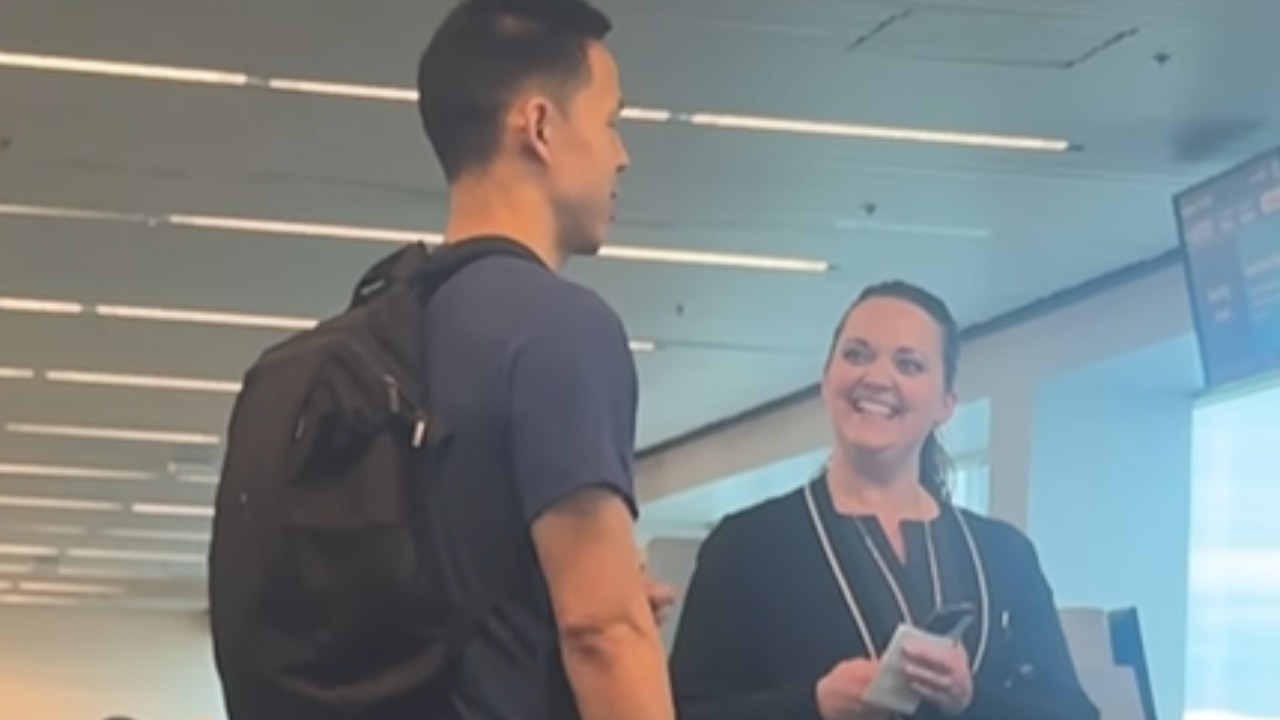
[668, 478, 1099, 720]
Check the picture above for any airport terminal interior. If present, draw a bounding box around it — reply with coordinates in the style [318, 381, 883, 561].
[1, 0, 1278, 718]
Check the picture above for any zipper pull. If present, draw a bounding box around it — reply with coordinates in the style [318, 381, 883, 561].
[384, 375, 401, 414]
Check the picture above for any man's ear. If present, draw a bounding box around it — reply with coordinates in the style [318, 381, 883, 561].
[513, 94, 555, 165]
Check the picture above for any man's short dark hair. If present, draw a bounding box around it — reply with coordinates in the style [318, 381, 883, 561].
[417, 0, 613, 182]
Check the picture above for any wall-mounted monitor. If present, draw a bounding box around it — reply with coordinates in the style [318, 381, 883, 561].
[1174, 147, 1280, 390]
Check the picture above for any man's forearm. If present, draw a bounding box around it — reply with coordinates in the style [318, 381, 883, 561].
[560, 620, 675, 720]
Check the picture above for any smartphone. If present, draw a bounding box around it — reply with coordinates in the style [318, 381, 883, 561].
[924, 603, 976, 639]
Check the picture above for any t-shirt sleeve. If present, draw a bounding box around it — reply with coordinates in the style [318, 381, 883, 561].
[508, 289, 639, 523]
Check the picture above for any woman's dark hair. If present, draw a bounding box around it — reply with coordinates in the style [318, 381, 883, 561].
[825, 280, 961, 501]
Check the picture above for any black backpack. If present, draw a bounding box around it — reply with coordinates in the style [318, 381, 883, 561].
[209, 238, 540, 720]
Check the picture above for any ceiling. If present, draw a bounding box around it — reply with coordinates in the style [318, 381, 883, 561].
[0, 0, 1278, 612]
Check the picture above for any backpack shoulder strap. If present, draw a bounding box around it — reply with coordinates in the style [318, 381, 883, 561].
[352, 237, 544, 309]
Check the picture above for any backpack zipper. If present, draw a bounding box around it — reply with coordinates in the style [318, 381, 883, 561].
[341, 338, 430, 449]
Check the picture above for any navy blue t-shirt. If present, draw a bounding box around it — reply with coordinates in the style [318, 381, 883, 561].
[423, 250, 639, 720]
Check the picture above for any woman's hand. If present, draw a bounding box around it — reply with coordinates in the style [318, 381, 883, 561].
[815, 659, 891, 720]
[902, 640, 973, 715]
[639, 562, 676, 626]
[644, 573, 676, 626]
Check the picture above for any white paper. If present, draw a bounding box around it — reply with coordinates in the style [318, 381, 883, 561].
[863, 623, 955, 715]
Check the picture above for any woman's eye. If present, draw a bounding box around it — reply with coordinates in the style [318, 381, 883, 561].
[896, 357, 924, 374]
[844, 347, 870, 363]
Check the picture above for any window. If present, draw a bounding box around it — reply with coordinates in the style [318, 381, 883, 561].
[950, 453, 990, 515]
[1185, 383, 1280, 720]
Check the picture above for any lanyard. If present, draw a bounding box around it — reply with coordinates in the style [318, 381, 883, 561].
[803, 478, 990, 672]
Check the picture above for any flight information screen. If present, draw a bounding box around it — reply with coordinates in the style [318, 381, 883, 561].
[1176, 147, 1280, 389]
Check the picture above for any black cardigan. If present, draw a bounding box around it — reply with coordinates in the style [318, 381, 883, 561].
[668, 481, 1100, 720]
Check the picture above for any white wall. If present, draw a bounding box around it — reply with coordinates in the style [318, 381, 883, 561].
[0, 606, 224, 720]
[1028, 339, 1197, 720]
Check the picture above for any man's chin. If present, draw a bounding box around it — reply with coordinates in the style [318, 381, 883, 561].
[567, 235, 606, 257]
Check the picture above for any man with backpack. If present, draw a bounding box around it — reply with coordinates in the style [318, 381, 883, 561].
[208, 1, 675, 719]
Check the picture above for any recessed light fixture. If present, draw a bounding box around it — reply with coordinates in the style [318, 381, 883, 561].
[4, 422, 221, 446]
[0, 49, 1067, 151]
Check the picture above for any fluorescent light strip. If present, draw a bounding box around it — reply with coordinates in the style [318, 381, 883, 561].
[265, 77, 418, 102]
[0, 296, 83, 315]
[0, 292, 661, 352]
[0, 50, 247, 85]
[0, 202, 148, 224]
[686, 113, 1070, 152]
[168, 212, 822, 272]
[45, 369, 242, 394]
[0, 462, 155, 481]
[621, 107, 673, 123]
[0, 593, 80, 607]
[102, 528, 211, 543]
[168, 213, 443, 244]
[5, 422, 221, 446]
[0, 51, 669, 122]
[0, 201, 829, 273]
[0, 366, 35, 380]
[0, 543, 58, 557]
[94, 303, 317, 330]
[131, 502, 214, 519]
[167, 462, 220, 485]
[0, 50, 1061, 150]
[18, 581, 124, 596]
[0, 294, 659, 351]
[0, 495, 122, 512]
[66, 547, 205, 564]
[834, 219, 992, 239]
[7, 524, 86, 536]
[57, 565, 165, 580]
[599, 245, 827, 273]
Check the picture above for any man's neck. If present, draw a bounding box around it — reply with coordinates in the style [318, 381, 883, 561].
[442, 173, 564, 270]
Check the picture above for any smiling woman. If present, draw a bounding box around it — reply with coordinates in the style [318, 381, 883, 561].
[821, 281, 961, 511]
[668, 280, 1099, 720]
